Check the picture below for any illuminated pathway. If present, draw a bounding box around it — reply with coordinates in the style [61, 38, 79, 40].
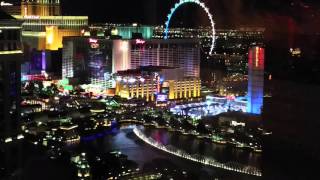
[133, 128, 262, 177]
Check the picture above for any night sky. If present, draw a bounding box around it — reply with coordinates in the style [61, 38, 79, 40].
[5, 0, 320, 32]
[62, 0, 320, 52]
[59, 0, 320, 30]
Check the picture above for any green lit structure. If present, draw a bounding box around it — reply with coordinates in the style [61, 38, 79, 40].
[113, 25, 153, 39]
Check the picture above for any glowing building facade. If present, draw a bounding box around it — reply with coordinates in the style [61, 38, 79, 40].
[113, 39, 200, 78]
[112, 25, 153, 39]
[88, 23, 154, 40]
[10, 0, 88, 51]
[21, 0, 61, 16]
[62, 37, 113, 88]
[63, 37, 200, 92]
[115, 67, 201, 102]
[247, 46, 264, 114]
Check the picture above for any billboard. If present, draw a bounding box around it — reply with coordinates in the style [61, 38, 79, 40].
[156, 94, 168, 102]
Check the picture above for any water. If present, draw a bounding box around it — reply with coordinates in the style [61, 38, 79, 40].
[144, 128, 261, 168]
[79, 125, 261, 179]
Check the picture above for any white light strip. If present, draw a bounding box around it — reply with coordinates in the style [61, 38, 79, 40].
[22, 31, 46, 37]
[134, 128, 262, 177]
[13, 15, 88, 20]
[164, 0, 215, 55]
[0, 26, 22, 29]
[22, 23, 87, 26]
[0, 50, 23, 55]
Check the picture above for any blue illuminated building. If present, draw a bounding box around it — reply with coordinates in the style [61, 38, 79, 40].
[247, 46, 265, 114]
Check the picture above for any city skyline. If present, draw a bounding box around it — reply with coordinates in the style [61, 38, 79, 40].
[0, 0, 320, 179]
[5, 0, 320, 29]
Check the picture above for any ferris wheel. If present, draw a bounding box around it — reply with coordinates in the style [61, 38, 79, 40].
[164, 0, 216, 55]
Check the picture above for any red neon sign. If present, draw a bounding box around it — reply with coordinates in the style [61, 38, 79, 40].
[249, 47, 264, 70]
[136, 39, 146, 45]
[89, 38, 98, 43]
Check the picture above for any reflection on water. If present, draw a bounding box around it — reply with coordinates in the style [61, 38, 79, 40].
[79, 125, 261, 179]
[81, 125, 168, 166]
[144, 128, 261, 168]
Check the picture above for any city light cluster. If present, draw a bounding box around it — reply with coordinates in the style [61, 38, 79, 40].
[170, 96, 247, 119]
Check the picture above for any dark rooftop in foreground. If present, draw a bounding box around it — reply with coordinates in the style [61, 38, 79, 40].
[0, 9, 15, 20]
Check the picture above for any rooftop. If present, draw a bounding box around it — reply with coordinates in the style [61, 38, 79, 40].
[117, 66, 176, 76]
[0, 9, 15, 20]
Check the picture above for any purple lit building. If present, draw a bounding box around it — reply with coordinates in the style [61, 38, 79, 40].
[21, 49, 62, 78]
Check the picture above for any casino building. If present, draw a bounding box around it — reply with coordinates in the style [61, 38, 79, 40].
[12, 0, 88, 51]
[62, 37, 201, 90]
[115, 66, 201, 102]
[21, 0, 61, 16]
[62, 37, 113, 88]
[113, 39, 200, 78]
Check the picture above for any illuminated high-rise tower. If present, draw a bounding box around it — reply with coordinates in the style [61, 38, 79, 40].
[21, 0, 61, 16]
[247, 46, 265, 114]
[11, 0, 88, 51]
[113, 39, 200, 78]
